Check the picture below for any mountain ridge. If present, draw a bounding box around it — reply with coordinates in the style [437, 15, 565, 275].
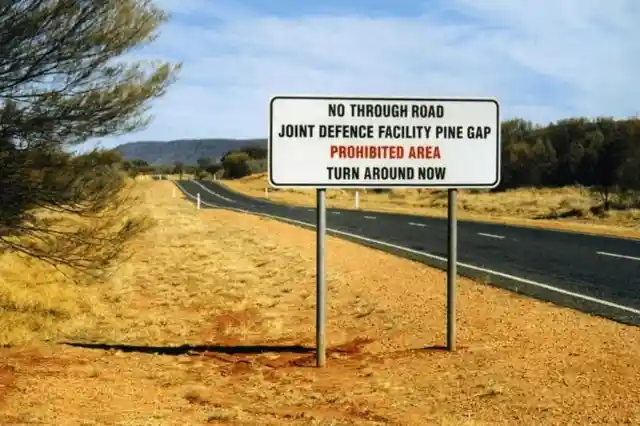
[113, 138, 267, 165]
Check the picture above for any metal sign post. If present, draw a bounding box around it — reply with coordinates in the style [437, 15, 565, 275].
[316, 188, 327, 367]
[447, 189, 457, 351]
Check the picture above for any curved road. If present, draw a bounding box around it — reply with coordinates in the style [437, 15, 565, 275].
[175, 179, 640, 326]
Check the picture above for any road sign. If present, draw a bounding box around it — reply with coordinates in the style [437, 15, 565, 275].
[268, 95, 502, 367]
[269, 95, 501, 189]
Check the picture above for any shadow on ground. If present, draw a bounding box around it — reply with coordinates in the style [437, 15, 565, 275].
[63, 340, 452, 357]
[59, 340, 462, 371]
[62, 342, 314, 356]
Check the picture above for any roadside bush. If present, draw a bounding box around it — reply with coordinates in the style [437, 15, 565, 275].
[222, 153, 252, 179]
[194, 169, 209, 180]
[247, 158, 267, 174]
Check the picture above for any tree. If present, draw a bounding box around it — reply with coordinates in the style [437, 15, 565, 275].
[0, 0, 180, 278]
[617, 148, 640, 186]
[220, 145, 268, 164]
[92, 149, 126, 167]
[495, 117, 639, 204]
[238, 145, 267, 159]
[131, 159, 150, 167]
[529, 137, 557, 186]
[222, 152, 252, 179]
[589, 120, 634, 210]
[196, 157, 212, 171]
[173, 161, 184, 179]
[501, 141, 533, 189]
[0, 147, 151, 276]
[205, 162, 223, 176]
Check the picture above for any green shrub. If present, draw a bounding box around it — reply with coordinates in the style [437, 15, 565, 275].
[222, 153, 252, 179]
[194, 169, 209, 180]
[247, 158, 267, 174]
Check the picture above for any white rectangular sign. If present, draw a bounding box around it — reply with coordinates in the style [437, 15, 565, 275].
[268, 96, 501, 188]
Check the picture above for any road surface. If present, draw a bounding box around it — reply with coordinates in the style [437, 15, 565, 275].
[175, 179, 640, 326]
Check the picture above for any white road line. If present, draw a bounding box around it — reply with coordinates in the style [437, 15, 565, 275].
[308, 208, 314, 212]
[597, 251, 640, 262]
[190, 180, 236, 203]
[478, 232, 506, 240]
[174, 182, 220, 208]
[178, 184, 640, 317]
[409, 222, 427, 227]
[364, 215, 376, 220]
[332, 211, 341, 215]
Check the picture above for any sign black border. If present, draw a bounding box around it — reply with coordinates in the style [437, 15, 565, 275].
[268, 95, 501, 188]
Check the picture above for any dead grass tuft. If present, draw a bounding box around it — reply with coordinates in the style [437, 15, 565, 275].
[0, 365, 16, 406]
[184, 385, 213, 405]
[0, 249, 102, 346]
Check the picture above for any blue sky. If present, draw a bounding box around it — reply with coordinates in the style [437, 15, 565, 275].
[81, 0, 640, 151]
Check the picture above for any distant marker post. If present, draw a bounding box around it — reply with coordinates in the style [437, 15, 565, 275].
[197, 193, 201, 210]
[316, 188, 327, 367]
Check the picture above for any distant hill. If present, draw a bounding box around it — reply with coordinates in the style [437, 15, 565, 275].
[113, 138, 267, 165]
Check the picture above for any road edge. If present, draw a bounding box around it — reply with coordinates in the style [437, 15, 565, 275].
[175, 180, 639, 327]
[212, 179, 640, 242]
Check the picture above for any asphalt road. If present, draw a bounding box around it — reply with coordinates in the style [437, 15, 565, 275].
[175, 179, 640, 326]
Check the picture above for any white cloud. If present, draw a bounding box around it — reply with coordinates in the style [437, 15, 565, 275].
[86, 0, 640, 150]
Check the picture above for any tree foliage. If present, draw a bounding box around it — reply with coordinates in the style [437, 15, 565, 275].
[222, 152, 252, 179]
[499, 117, 640, 209]
[218, 144, 268, 179]
[196, 157, 212, 170]
[0, 0, 180, 277]
[0, 147, 154, 278]
[173, 161, 184, 178]
[205, 163, 223, 176]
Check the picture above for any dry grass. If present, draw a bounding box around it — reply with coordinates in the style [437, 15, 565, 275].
[223, 173, 640, 239]
[0, 180, 151, 346]
[135, 173, 195, 181]
[0, 180, 638, 425]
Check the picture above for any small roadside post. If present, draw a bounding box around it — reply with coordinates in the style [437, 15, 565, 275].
[196, 193, 201, 210]
[268, 95, 500, 363]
